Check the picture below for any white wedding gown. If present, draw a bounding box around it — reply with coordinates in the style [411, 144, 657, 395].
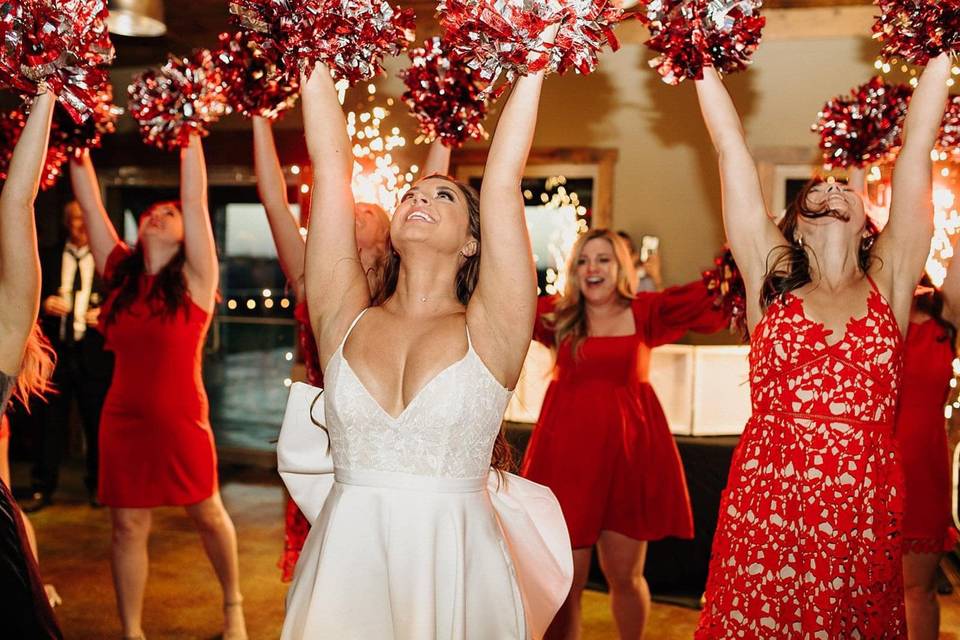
[278, 309, 573, 639]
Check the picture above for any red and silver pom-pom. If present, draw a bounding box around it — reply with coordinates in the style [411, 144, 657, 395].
[0, 109, 70, 189]
[399, 37, 490, 147]
[874, 0, 960, 65]
[813, 77, 911, 169]
[128, 49, 230, 151]
[50, 86, 122, 159]
[0, 0, 115, 123]
[702, 246, 746, 336]
[645, 0, 765, 85]
[550, 0, 627, 75]
[438, 0, 558, 92]
[231, 0, 415, 85]
[216, 30, 299, 119]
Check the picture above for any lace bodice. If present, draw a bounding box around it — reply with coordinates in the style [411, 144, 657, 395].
[323, 309, 513, 478]
[749, 289, 901, 425]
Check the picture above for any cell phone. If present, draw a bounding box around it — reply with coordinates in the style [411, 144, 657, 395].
[640, 235, 660, 263]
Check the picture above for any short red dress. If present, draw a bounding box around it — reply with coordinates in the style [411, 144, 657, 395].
[280, 302, 322, 581]
[521, 281, 726, 548]
[98, 244, 218, 508]
[697, 281, 906, 638]
[896, 319, 958, 554]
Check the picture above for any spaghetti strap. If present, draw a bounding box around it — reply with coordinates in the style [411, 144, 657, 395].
[337, 307, 371, 353]
[865, 273, 880, 293]
[464, 322, 474, 352]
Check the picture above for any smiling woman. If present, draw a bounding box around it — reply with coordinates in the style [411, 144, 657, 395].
[693, 53, 953, 638]
[521, 228, 729, 638]
[70, 136, 248, 640]
[281, 33, 575, 636]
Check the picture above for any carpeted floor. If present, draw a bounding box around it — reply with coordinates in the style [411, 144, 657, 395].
[12, 462, 960, 639]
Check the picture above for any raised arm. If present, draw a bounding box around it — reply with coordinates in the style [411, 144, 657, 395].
[70, 150, 120, 275]
[301, 64, 368, 365]
[875, 53, 952, 314]
[0, 91, 55, 375]
[253, 116, 306, 301]
[422, 138, 452, 177]
[469, 67, 546, 388]
[179, 134, 218, 311]
[694, 68, 783, 297]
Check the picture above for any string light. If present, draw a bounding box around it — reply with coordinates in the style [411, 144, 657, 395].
[339, 84, 413, 211]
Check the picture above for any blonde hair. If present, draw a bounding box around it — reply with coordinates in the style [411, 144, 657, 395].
[546, 229, 637, 356]
[12, 323, 56, 410]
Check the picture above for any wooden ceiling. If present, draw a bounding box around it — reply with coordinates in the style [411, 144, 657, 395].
[112, 0, 875, 68]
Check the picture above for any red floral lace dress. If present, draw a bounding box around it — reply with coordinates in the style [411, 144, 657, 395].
[280, 302, 322, 582]
[697, 280, 907, 638]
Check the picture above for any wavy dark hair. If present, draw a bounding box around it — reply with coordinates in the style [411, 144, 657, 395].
[103, 201, 191, 327]
[761, 178, 880, 310]
[915, 274, 958, 344]
[377, 177, 514, 471]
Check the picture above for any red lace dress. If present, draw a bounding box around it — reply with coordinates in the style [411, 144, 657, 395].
[896, 319, 958, 554]
[280, 302, 322, 581]
[521, 282, 726, 547]
[697, 281, 907, 638]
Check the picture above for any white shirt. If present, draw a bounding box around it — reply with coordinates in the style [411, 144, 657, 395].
[59, 242, 95, 342]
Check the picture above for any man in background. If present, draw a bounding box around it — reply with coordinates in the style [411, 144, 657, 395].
[617, 230, 662, 292]
[22, 201, 113, 512]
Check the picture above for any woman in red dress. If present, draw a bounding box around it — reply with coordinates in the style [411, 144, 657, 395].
[70, 136, 247, 640]
[896, 276, 960, 640]
[251, 116, 451, 580]
[693, 55, 951, 638]
[521, 228, 727, 639]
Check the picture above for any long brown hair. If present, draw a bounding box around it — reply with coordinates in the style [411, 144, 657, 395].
[103, 201, 191, 326]
[915, 274, 958, 345]
[12, 323, 56, 410]
[544, 229, 637, 356]
[376, 177, 514, 471]
[761, 178, 879, 310]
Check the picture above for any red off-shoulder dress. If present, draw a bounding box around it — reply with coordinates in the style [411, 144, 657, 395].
[521, 281, 726, 547]
[97, 244, 217, 508]
[896, 318, 958, 554]
[279, 302, 323, 581]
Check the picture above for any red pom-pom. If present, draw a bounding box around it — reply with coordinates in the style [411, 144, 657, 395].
[215, 30, 299, 120]
[938, 95, 960, 161]
[230, 0, 415, 85]
[0, 109, 69, 189]
[438, 0, 557, 91]
[812, 77, 911, 169]
[550, 0, 628, 75]
[702, 246, 746, 336]
[874, 0, 960, 65]
[127, 49, 230, 151]
[644, 0, 765, 85]
[0, 0, 115, 123]
[399, 37, 490, 147]
[50, 86, 122, 159]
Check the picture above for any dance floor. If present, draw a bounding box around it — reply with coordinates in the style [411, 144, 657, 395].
[12, 461, 960, 639]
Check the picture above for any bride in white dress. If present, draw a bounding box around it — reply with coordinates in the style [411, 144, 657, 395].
[277, 39, 573, 640]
